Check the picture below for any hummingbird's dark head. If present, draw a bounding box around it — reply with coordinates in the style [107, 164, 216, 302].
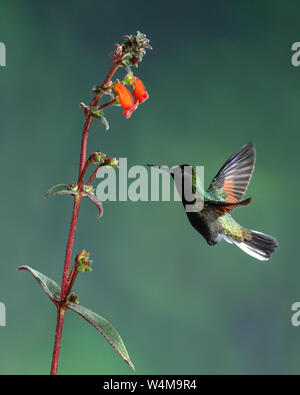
[147, 164, 195, 206]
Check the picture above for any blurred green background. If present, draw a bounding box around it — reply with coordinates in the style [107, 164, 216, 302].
[0, 0, 299, 374]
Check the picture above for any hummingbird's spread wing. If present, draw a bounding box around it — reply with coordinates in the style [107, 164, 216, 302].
[179, 164, 252, 215]
[206, 142, 256, 204]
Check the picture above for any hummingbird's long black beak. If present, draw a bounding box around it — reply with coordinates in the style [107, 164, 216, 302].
[146, 164, 172, 173]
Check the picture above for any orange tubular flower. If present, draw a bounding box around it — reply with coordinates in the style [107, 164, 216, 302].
[132, 77, 149, 104]
[114, 82, 138, 119]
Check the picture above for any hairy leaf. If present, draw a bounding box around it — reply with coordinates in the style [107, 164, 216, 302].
[91, 107, 110, 131]
[45, 184, 76, 198]
[99, 115, 109, 131]
[18, 266, 61, 303]
[83, 192, 103, 218]
[68, 303, 134, 371]
[79, 102, 89, 116]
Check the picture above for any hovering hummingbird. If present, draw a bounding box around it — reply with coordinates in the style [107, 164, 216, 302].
[149, 142, 278, 261]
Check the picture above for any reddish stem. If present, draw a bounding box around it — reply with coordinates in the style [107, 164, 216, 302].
[66, 264, 79, 297]
[50, 61, 121, 375]
[60, 194, 82, 299]
[86, 165, 103, 186]
[78, 116, 93, 177]
[50, 194, 81, 376]
[102, 63, 120, 89]
[50, 306, 66, 375]
[78, 64, 119, 178]
[78, 157, 92, 189]
[98, 99, 117, 111]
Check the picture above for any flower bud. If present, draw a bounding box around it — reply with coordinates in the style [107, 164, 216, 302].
[105, 157, 119, 168]
[76, 250, 93, 273]
[83, 185, 95, 195]
[121, 31, 152, 67]
[123, 74, 135, 86]
[90, 152, 106, 164]
[69, 183, 78, 192]
[68, 293, 79, 304]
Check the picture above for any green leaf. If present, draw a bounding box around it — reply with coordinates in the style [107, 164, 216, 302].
[99, 115, 109, 131]
[91, 107, 103, 117]
[45, 184, 76, 198]
[79, 102, 89, 116]
[68, 303, 134, 371]
[18, 265, 61, 303]
[82, 192, 103, 218]
[91, 107, 110, 131]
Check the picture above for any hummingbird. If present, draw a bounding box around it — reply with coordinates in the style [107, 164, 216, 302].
[148, 142, 278, 261]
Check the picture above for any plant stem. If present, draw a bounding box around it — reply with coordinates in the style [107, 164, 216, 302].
[98, 99, 117, 111]
[86, 165, 103, 186]
[50, 306, 66, 375]
[60, 194, 82, 299]
[66, 265, 79, 297]
[79, 63, 120, 177]
[102, 63, 120, 89]
[50, 195, 81, 375]
[78, 157, 92, 189]
[49, 61, 121, 375]
[78, 116, 93, 177]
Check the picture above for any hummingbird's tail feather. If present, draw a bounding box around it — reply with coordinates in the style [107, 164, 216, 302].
[230, 230, 278, 261]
